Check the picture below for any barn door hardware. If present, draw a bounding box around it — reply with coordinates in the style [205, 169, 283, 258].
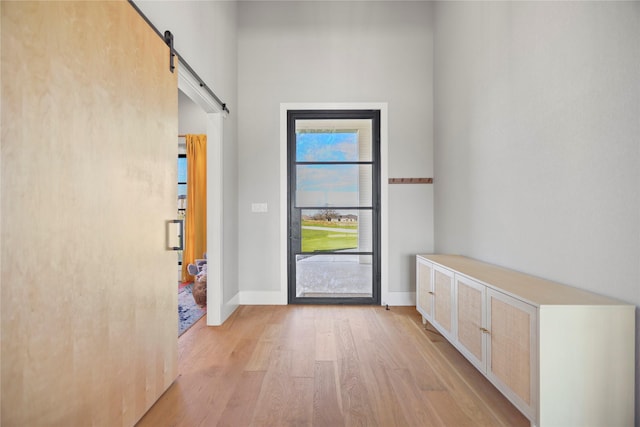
[164, 30, 175, 73]
[127, 1, 230, 111]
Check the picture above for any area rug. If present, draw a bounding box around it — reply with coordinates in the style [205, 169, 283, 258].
[178, 283, 206, 336]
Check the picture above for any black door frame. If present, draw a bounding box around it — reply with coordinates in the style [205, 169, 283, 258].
[287, 109, 381, 305]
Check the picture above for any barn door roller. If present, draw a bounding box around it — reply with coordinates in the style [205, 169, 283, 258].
[164, 30, 175, 73]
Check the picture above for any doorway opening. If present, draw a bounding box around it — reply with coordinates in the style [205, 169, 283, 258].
[177, 153, 187, 280]
[177, 90, 207, 336]
[177, 69, 227, 327]
[287, 110, 381, 304]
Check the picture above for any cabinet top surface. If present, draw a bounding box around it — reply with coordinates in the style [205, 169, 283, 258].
[417, 254, 630, 307]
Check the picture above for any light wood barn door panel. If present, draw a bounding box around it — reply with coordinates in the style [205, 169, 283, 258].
[1, 1, 178, 425]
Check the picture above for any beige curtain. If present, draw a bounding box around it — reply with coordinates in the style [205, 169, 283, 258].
[181, 134, 207, 282]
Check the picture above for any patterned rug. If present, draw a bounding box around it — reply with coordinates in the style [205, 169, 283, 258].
[179, 283, 206, 336]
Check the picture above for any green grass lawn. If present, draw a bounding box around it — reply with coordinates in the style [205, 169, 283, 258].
[301, 220, 358, 252]
[302, 220, 358, 230]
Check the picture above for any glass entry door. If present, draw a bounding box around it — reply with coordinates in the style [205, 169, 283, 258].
[287, 110, 380, 304]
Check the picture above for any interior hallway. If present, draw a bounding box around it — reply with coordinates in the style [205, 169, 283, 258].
[137, 305, 528, 426]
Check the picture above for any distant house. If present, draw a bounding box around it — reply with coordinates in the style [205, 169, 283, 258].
[338, 214, 358, 222]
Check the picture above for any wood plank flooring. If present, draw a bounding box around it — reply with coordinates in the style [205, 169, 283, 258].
[136, 305, 528, 427]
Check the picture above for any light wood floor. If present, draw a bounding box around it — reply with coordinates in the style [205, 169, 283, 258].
[136, 305, 528, 427]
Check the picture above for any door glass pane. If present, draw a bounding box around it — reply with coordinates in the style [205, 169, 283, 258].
[177, 157, 187, 183]
[295, 254, 373, 298]
[295, 164, 372, 207]
[300, 209, 372, 253]
[295, 119, 372, 162]
[178, 184, 187, 198]
[296, 131, 359, 162]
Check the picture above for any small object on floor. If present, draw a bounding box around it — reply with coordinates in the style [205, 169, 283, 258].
[192, 263, 207, 307]
[192, 276, 207, 307]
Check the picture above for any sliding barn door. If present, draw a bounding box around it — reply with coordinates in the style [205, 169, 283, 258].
[1, 1, 178, 425]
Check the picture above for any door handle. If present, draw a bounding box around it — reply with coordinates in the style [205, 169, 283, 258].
[166, 219, 184, 251]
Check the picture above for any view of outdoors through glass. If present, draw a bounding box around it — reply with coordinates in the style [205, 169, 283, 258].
[291, 117, 376, 300]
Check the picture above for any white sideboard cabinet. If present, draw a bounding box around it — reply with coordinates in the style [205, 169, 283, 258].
[415, 254, 635, 427]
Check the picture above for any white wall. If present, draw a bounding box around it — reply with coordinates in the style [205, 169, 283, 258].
[433, 2, 640, 423]
[135, 0, 240, 316]
[238, 1, 434, 303]
[178, 91, 208, 161]
[179, 90, 208, 137]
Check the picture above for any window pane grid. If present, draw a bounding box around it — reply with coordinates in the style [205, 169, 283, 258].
[295, 164, 372, 208]
[288, 111, 380, 304]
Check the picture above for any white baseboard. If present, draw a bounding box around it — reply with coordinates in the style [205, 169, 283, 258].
[221, 293, 239, 323]
[227, 291, 240, 307]
[382, 291, 415, 306]
[206, 292, 240, 326]
[211, 291, 416, 324]
[239, 291, 287, 305]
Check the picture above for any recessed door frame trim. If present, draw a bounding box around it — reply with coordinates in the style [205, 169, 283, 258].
[279, 103, 389, 306]
[178, 63, 233, 325]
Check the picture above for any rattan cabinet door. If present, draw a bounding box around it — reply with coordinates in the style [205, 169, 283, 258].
[455, 276, 486, 372]
[432, 265, 455, 339]
[416, 257, 433, 321]
[486, 289, 537, 421]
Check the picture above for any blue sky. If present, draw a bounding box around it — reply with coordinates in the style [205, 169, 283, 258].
[297, 164, 359, 193]
[296, 132, 358, 162]
[296, 132, 359, 193]
[178, 157, 187, 197]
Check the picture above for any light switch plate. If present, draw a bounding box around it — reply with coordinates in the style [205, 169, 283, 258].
[251, 203, 268, 213]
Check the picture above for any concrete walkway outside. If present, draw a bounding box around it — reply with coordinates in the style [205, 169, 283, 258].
[296, 254, 372, 297]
